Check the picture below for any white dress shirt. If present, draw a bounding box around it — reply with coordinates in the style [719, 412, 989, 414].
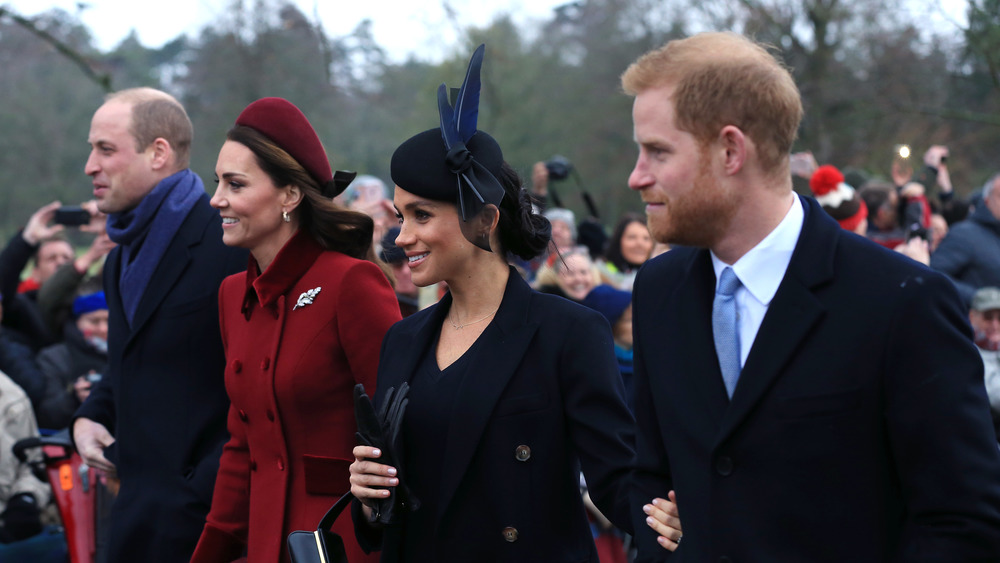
[711, 195, 805, 368]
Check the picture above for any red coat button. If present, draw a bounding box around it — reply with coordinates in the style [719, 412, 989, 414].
[250, 459, 257, 471]
[277, 457, 285, 471]
[238, 410, 248, 422]
[261, 357, 270, 370]
[231, 360, 242, 373]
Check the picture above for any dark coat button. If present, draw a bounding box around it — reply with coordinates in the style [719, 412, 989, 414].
[231, 360, 242, 373]
[515, 445, 531, 462]
[502, 527, 518, 542]
[266, 409, 275, 422]
[261, 357, 270, 370]
[238, 410, 248, 422]
[716, 456, 734, 476]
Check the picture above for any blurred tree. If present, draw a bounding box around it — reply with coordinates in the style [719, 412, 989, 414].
[0, 9, 105, 237]
[180, 0, 342, 183]
[0, 0, 997, 237]
[965, 0, 1000, 88]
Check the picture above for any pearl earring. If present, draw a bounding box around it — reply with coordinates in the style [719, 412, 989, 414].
[282, 210, 290, 223]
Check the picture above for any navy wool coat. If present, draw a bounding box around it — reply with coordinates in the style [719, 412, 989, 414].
[630, 195, 1000, 562]
[355, 270, 635, 562]
[75, 193, 247, 562]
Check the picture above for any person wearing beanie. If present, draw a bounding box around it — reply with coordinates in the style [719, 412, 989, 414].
[73, 87, 248, 563]
[190, 97, 398, 563]
[581, 284, 635, 410]
[36, 289, 110, 430]
[349, 44, 635, 562]
[809, 164, 869, 235]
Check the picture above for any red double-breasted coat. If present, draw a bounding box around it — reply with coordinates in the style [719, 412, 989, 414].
[192, 231, 400, 562]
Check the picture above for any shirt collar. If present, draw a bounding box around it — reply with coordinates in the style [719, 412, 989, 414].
[711, 194, 804, 307]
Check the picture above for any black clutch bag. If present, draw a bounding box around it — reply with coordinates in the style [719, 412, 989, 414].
[287, 492, 353, 563]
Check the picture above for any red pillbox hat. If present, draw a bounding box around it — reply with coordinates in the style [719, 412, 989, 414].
[235, 97, 333, 187]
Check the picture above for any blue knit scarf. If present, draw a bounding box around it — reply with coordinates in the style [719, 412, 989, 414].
[106, 169, 205, 325]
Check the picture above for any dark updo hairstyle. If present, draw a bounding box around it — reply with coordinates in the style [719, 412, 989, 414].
[494, 162, 552, 261]
[605, 212, 650, 271]
[227, 125, 392, 281]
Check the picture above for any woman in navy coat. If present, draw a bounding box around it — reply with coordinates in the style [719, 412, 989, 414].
[349, 46, 635, 562]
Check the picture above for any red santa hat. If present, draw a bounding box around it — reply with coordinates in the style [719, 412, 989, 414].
[809, 164, 868, 232]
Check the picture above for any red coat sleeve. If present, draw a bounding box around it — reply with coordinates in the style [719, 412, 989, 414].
[191, 275, 250, 562]
[336, 261, 402, 397]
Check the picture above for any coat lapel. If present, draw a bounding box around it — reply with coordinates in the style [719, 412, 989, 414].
[104, 246, 130, 341]
[669, 250, 730, 423]
[717, 196, 837, 444]
[435, 271, 539, 520]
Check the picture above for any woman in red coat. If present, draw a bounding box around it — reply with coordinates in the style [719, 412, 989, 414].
[190, 98, 401, 563]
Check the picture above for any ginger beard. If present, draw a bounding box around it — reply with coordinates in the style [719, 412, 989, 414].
[647, 146, 740, 250]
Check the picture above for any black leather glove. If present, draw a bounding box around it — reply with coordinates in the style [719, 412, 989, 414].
[0, 492, 42, 543]
[354, 382, 418, 525]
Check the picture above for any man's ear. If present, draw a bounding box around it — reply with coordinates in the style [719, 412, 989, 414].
[148, 138, 172, 170]
[718, 125, 747, 176]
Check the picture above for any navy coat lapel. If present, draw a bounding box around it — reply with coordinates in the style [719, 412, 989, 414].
[435, 272, 540, 521]
[380, 301, 447, 396]
[670, 250, 731, 423]
[103, 245, 131, 345]
[717, 196, 837, 444]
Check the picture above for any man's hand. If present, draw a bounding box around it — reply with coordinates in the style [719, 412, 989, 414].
[891, 161, 913, 188]
[75, 233, 116, 274]
[790, 151, 818, 179]
[78, 200, 107, 235]
[531, 161, 549, 197]
[22, 201, 64, 245]
[922, 145, 953, 193]
[894, 237, 930, 266]
[73, 417, 117, 475]
[923, 145, 949, 169]
[74, 375, 94, 403]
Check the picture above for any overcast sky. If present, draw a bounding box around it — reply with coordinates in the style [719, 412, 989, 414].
[4, 0, 969, 62]
[4, 0, 578, 61]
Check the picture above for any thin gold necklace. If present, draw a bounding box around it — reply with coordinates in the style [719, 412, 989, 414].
[449, 308, 498, 330]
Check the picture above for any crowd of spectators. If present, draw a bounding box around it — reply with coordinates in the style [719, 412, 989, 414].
[0, 138, 997, 557]
[0, 199, 112, 545]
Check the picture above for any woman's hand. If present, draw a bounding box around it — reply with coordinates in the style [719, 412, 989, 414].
[350, 445, 399, 521]
[644, 490, 683, 551]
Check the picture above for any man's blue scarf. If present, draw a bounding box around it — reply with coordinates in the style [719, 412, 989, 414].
[106, 169, 205, 325]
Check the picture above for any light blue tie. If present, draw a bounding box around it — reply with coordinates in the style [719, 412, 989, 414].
[713, 267, 742, 398]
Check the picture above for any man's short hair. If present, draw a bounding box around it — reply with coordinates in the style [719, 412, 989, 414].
[107, 87, 193, 169]
[621, 32, 803, 171]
